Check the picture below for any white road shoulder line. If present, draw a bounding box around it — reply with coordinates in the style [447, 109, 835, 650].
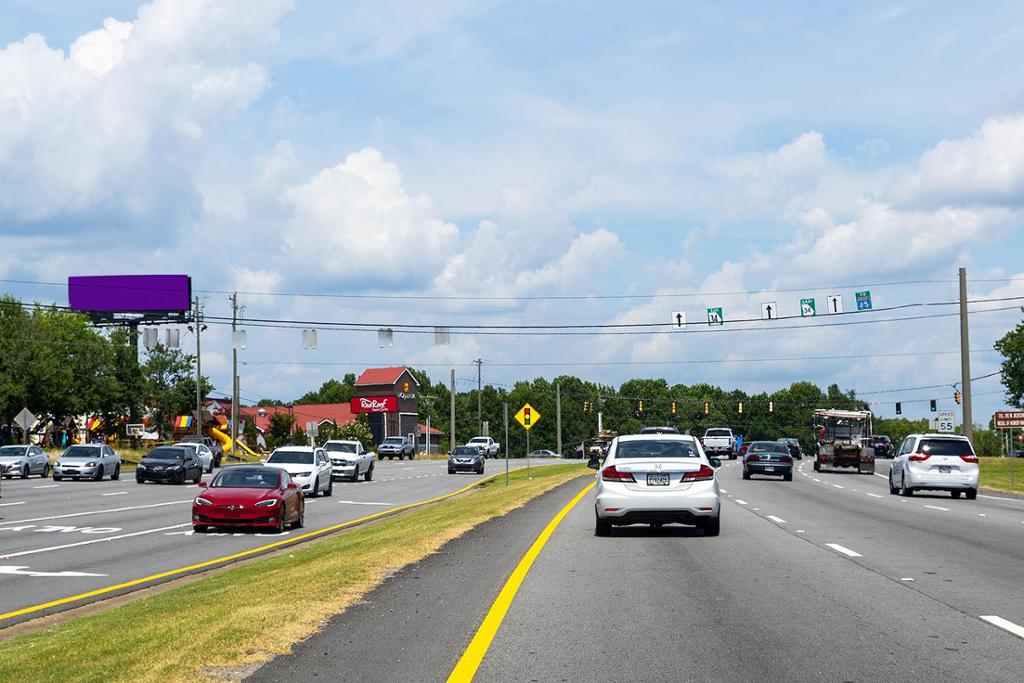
[735, 499, 748, 505]
[873, 473, 888, 479]
[826, 542, 862, 558]
[33, 484, 59, 489]
[832, 484, 845, 489]
[979, 615, 1024, 640]
[866, 493, 883, 498]
[924, 505, 950, 512]
[767, 515, 786, 524]
[336, 500, 394, 506]
[0, 502, 26, 507]
[1, 523, 191, 559]
[101, 491, 128, 497]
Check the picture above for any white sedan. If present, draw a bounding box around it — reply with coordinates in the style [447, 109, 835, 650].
[173, 441, 215, 473]
[323, 440, 375, 481]
[590, 434, 722, 536]
[263, 447, 334, 497]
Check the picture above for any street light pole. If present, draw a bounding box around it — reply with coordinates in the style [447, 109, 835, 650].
[194, 296, 202, 437]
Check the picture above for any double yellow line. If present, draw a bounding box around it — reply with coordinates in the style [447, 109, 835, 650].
[447, 481, 595, 682]
[0, 472, 508, 624]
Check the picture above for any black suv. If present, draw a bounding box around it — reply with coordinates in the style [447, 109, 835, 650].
[865, 435, 893, 459]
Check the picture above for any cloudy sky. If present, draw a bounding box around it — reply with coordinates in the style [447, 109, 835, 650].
[2, 0, 1023, 422]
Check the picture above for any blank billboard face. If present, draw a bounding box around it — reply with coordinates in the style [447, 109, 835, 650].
[68, 275, 191, 323]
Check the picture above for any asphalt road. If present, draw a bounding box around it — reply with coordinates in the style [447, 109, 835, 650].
[0, 456, 542, 627]
[251, 459, 1024, 682]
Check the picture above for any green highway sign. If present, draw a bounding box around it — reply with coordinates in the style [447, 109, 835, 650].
[706, 307, 724, 326]
[856, 290, 873, 311]
[800, 298, 816, 317]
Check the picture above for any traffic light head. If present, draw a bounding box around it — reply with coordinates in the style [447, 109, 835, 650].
[768, 400, 774, 413]
[895, 402, 902, 415]
[738, 401, 744, 415]
[638, 400, 644, 413]
[929, 399, 937, 412]
[703, 401, 709, 415]
[671, 401, 677, 415]
[954, 391, 962, 405]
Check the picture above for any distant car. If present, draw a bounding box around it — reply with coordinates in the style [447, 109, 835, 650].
[639, 426, 680, 435]
[264, 447, 333, 497]
[865, 435, 893, 459]
[743, 441, 794, 481]
[702, 428, 736, 459]
[174, 441, 215, 473]
[0, 444, 50, 478]
[180, 434, 223, 468]
[449, 445, 485, 474]
[323, 440, 375, 481]
[528, 449, 559, 458]
[192, 465, 304, 533]
[1004, 450, 1024, 458]
[466, 436, 500, 458]
[53, 444, 121, 481]
[889, 434, 978, 499]
[591, 434, 722, 536]
[378, 436, 415, 460]
[777, 438, 803, 460]
[136, 446, 204, 484]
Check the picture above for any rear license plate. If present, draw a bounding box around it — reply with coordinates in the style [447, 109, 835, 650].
[647, 473, 670, 486]
[938, 466, 951, 474]
[764, 466, 774, 472]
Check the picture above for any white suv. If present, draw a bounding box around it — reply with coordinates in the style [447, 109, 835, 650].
[264, 447, 334, 497]
[889, 433, 979, 499]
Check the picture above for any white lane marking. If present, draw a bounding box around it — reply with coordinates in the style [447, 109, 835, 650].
[979, 513, 986, 517]
[979, 615, 1024, 640]
[924, 505, 950, 512]
[720, 489, 728, 493]
[874, 473, 888, 479]
[866, 493, 883, 498]
[767, 515, 787, 524]
[0, 523, 191, 559]
[4, 500, 190, 525]
[33, 485, 59, 489]
[0, 565, 106, 578]
[336, 500, 394, 506]
[813, 478, 821, 482]
[735, 499, 748, 506]
[753, 507, 760, 511]
[979, 493, 1024, 503]
[832, 484, 845, 489]
[796, 530, 806, 533]
[101, 491, 128, 497]
[901, 577, 914, 582]
[0, 502, 26, 508]
[826, 543, 862, 558]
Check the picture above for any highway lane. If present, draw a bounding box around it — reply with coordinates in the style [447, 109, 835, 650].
[250, 459, 1024, 681]
[0, 457, 542, 627]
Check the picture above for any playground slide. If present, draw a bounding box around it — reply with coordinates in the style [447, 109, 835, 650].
[210, 427, 261, 460]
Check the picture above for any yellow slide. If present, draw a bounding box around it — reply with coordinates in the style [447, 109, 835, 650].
[210, 426, 261, 461]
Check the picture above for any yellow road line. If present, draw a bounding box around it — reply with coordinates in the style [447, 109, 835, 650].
[447, 481, 595, 682]
[0, 472, 507, 623]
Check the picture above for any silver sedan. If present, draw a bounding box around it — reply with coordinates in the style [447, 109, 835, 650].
[0, 444, 51, 478]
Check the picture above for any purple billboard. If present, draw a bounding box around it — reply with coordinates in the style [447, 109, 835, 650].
[68, 275, 192, 324]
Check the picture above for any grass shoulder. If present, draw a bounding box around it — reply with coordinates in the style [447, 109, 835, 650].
[978, 457, 1024, 495]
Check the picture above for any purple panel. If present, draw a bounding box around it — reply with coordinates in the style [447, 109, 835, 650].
[68, 275, 191, 312]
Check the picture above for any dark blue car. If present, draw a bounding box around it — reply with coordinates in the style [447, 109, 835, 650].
[742, 441, 794, 481]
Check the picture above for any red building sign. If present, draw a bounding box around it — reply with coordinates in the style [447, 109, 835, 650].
[351, 396, 398, 414]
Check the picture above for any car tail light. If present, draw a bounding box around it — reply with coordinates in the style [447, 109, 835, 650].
[909, 452, 931, 462]
[959, 454, 978, 463]
[747, 454, 760, 462]
[780, 455, 792, 464]
[681, 465, 715, 482]
[601, 465, 635, 482]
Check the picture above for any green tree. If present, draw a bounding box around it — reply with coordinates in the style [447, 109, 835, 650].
[296, 378, 356, 405]
[140, 344, 211, 438]
[995, 321, 1024, 406]
[266, 412, 296, 449]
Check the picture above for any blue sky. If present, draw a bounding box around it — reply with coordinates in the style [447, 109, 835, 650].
[1, 0, 1022, 424]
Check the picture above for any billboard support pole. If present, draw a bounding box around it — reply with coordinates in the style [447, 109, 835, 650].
[194, 297, 202, 437]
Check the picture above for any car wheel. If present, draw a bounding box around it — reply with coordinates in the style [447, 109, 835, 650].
[42, 463, 50, 477]
[95, 466, 104, 482]
[136, 477, 145, 484]
[409, 452, 415, 460]
[595, 513, 612, 537]
[193, 525, 209, 533]
[292, 505, 304, 529]
[729, 454, 736, 460]
[192, 469, 201, 484]
[703, 515, 721, 537]
[364, 464, 373, 481]
[398, 453, 405, 460]
[325, 478, 333, 496]
[966, 488, 977, 500]
[783, 473, 793, 481]
[277, 508, 288, 533]
[112, 464, 120, 481]
[21, 466, 29, 479]
[448, 468, 455, 474]
[813, 462, 820, 472]
[888, 473, 897, 495]
[900, 474, 912, 497]
[53, 475, 62, 481]
[308, 480, 318, 498]
[951, 490, 962, 499]
[742, 470, 750, 480]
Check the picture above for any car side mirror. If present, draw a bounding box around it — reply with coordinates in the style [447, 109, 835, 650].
[198, 481, 208, 488]
[286, 482, 298, 490]
[587, 457, 600, 470]
[709, 457, 722, 469]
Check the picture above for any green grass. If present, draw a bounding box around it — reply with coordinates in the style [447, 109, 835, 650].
[979, 457, 1024, 494]
[0, 463, 588, 683]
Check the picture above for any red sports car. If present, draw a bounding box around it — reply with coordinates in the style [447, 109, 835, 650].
[192, 465, 305, 533]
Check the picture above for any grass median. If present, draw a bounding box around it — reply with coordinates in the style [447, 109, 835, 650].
[979, 457, 1024, 494]
[0, 462, 588, 682]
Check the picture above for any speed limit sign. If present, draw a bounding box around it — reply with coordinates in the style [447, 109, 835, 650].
[936, 410, 956, 433]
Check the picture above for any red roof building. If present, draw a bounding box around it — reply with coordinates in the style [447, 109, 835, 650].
[239, 403, 356, 434]
[354, 367, 419, 387]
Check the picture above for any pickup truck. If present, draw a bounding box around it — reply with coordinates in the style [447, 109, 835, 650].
[466, 436, 500, 458]
[180, 434, 223, 467]
[702, 428, 736, 460]
[323, 439, 375, 481]
[378, 436, 415, 460]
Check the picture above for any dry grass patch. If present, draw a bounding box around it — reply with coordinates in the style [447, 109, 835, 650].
[0, 463, 587, 683]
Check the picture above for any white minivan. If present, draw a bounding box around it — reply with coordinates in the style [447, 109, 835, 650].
[888, 433, 979, 499]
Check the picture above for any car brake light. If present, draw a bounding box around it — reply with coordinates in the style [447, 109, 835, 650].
[747, 454, 760, 462]
[681, 465, 715, 482]
[780, 455, 792, 464]
[909, 452, 931, 462]
[600, 465, 635, 482]
[959, 454, 978, 463]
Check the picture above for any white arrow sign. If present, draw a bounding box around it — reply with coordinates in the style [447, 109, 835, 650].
[827, 294, 844, 314]
[761, 302, 777, 320]
[671, 311, 686, 328]
[0, 565, 106, 578]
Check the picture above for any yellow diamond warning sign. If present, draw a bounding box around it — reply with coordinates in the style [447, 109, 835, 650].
[514, 403, 540, 431]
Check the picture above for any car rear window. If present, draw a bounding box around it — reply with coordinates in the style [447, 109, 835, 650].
[749, 442, 788, 453]
[325, 442, 357, 453]
[616, 440, 698, 459]
[919, 439, 975, 456]
[267, 450, 314, 465]
[705, 429, 731, 437]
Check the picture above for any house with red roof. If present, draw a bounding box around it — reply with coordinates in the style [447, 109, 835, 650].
[354, 366, 421, 445]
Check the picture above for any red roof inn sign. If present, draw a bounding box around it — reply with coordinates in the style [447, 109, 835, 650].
[351, 396, 398, 414]
[994, 411, 1024, 429]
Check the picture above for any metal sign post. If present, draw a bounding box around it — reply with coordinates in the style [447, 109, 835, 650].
[504, 403, 509, 486]
[514, 403, 540, 481]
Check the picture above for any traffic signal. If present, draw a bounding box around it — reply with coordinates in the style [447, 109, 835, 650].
[895, 402, 902, 415]
[638, 400, 644, 414]
[523, 406, 532, 426]
[930, 399, 937, 412]
[768, 400, 774, 413]
[954, 391, 962, 405]
[671, 401, 677, 415]
[582, 401, 591, 413]
[703, 401, 709, 415]
[738, 401, 744, 415]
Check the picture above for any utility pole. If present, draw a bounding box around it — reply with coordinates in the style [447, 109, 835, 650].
[230, 292, 241, 456]
[450, 368, 456, 450]
[474, 358, 483, 434]
[556, 381, 562, 456]
[193, 296, 202, 437]
[959, 267, 973, 441]
[503, 402, 509, 486]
